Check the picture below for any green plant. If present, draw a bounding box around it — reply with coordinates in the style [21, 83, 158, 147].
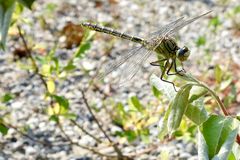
[1, 2, 240, 159]
[150, 72, 240, 159]
[0, 0, 35, 49]
[208, 16, 222, 33]
[112, 96, 159, 143]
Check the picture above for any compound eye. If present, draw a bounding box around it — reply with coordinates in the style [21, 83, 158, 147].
[183, 47, 190, 57]
[177, 46, 190, 61]
[183, 46, 188, 51]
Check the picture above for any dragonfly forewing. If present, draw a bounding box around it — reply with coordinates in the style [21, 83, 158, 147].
[117, 47, 153, 85]
[166, 11, 212, 37]
[97, 46, 144, 81]
[148, 16, 184, 39]
[149, 11, 211, 39]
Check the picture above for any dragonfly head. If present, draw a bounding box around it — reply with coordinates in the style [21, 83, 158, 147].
[176, 46, 190, 62]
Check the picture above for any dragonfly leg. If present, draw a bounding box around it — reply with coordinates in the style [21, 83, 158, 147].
[180, 62, 186, 73]
[174, 60, 185, 76]
[166, 60, 174, 75]
[150, 59, 167, 66]
[167, 59, 184, 76]
[160, 60, 177, 92]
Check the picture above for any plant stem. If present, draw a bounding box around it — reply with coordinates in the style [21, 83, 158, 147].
[80, 89, 124, 159]
[70, 119, 102, 143]
[2, 121, 51, 146]
[17, 25, 48, 90]
[179, 73, 229, 116]
[194, 82, 229, 116]
[57, 121, 115, 158]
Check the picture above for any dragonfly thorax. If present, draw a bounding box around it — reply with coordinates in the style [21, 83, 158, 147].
[152, 37, 179, 59]
[150, 37, 190, 62]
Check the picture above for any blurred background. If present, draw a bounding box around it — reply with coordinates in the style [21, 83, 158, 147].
[0, 0, 240, 159]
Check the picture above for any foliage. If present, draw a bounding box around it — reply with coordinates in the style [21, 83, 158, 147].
[112, 97, 158, 143]
[150, 73, 240, 159]
[0, 0, 35, 49]
[0, 1, 240, 159]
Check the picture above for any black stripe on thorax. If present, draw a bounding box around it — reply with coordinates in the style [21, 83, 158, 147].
[163, 39, 177, 53]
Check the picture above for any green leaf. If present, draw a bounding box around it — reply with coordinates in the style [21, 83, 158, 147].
[198, 128, 210, 160]
[188, 85, 208, 103]
[52, 57, 59, 72]
[209, 16, 221, 28]
[17, 0, 35, 9]
[196, 36, 206, 47]
[52, 95, 69, 110]
[41, 64, 51, 76]
[47, 80, 55, 94]
[47, 103, 67, 115]
[12, 2, 24, 23]
[63, 60, 76, 71]
[128, 96, 144, 112]
[0, 0, 16, 49]
[227, 152, 236, 160]
[231, 143, 240, 160]
[49, 115, 59, 122]
[220, 77, 232, 91]
[200, 115, 237, 159]
[1, 93, 14, 103]
[150, 74, 176, 101]
[74, 30, 94, 58]
[62, 113, 77, 120]
[227, 152, 238, 160]
[158, 101, 172, 140]
[152, 85, 162, 98]
[124, 130, 137, 142]
[185, 98, 209, 125]
[116, 102, 125, 114]
[140, 128, 150, 143]
[212, 128, 238, 160]
[167, 84, 192, 133]
[214, 65, 223, 83]
[115, 102, 128, 123]
[115, 130, 137, 142]
[0, 123, 8, 135]
[75, 42, 90, 58]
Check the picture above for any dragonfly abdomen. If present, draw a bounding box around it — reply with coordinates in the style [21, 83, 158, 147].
[81, 22, 145, 44]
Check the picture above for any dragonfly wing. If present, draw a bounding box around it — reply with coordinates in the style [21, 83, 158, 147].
[149, 11, 211, 39]
[97, 46, 145, 80]
[148, 16, 184, 38]
[118, 47, 152, 85]
[167, 11, 212, 36]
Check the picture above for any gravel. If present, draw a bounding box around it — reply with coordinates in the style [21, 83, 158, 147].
[0, 0, 240, 159]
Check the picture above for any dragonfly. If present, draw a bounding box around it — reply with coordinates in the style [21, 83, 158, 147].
[81, 11, 211, 90]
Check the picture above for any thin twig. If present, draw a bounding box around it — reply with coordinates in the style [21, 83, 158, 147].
[125, 144, 158, 158]
[17, 25, 48, 90]
[70, 119, 102, 143]
[80, 89, 124, 159]
[57, 121, 116, 158]
[2, 122, 51, 147]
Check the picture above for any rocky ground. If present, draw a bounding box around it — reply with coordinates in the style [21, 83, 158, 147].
[0, 0, 240, 159]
